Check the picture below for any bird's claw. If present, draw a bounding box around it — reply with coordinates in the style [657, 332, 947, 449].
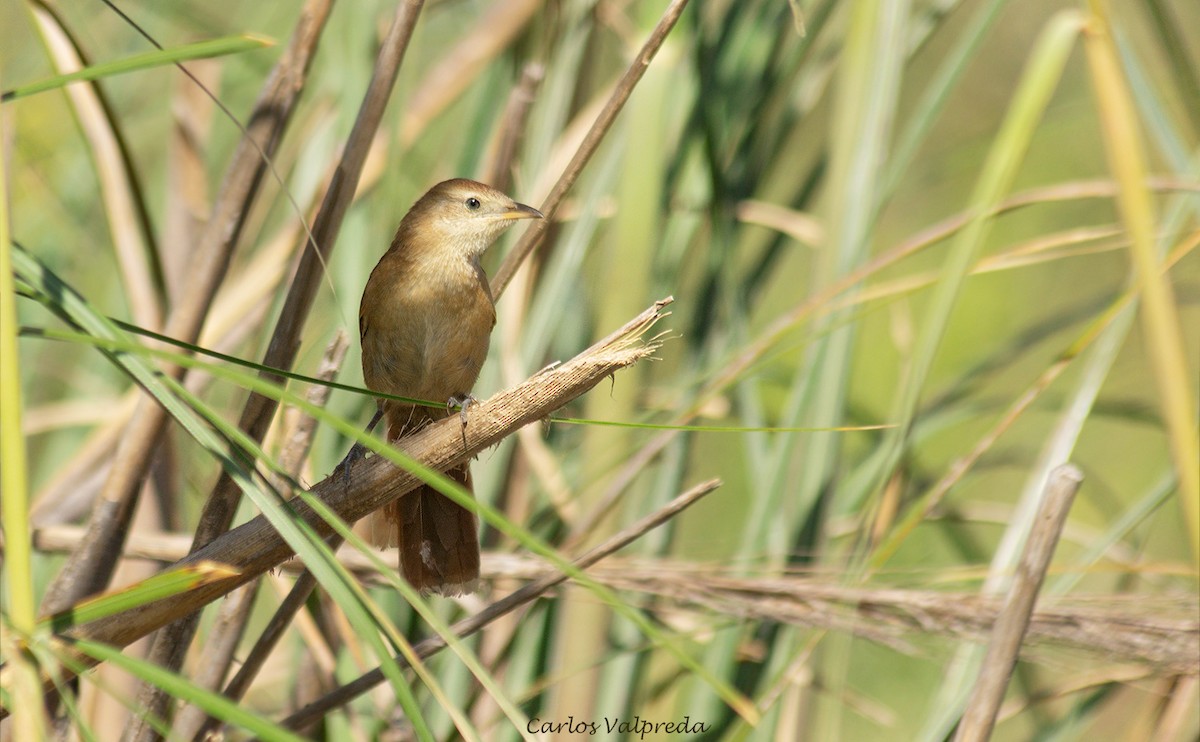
[335, 442, 367, 485]
[447, 394, 478, 427]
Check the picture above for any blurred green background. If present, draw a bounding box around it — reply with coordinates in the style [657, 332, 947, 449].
[4, 0, 1198, 739]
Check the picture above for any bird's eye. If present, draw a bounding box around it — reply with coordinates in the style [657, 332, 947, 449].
[465, 197, 481, 210]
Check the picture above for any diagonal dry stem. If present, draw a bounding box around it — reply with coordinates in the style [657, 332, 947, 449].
[1, 299, 670, 715]
[279, 476, 722, 731]
[954, 465, 1084, 742]
[490, 0, 692, 298]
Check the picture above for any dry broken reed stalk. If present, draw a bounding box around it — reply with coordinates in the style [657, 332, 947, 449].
[1, 297, 671, 714]
[955, 464, 1083, 742]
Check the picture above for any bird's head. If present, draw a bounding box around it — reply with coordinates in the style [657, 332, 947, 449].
[399, 178, 543, 260]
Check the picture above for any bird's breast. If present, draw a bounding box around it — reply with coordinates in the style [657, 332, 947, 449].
[360, 254, 495, 403]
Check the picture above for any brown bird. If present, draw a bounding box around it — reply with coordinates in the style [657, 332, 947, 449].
[359, 178, 542, 595]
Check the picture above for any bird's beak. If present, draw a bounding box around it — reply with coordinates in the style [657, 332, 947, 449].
[496, 202, 544, 220]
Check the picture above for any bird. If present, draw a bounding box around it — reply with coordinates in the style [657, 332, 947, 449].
[358, 178, 542, 595]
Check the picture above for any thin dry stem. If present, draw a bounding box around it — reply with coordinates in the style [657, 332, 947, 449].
[279, 477, 723, 730]
[490, 0, 692, 298]
[955, 464, 1084, 742]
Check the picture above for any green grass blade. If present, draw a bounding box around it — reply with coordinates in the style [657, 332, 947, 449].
[1, 35, 274, 102]
[0, 72, 44, 742]
[26, 323, 760, 725]
[39, 563, 240, 633]
[853, 10, 1086, 517]
[56, 636, 304, 742]
[1084, 0, 1200, 557]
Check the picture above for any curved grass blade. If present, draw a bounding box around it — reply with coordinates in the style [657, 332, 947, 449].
[54, 636, 304, 742]
[20, 319, 759, 724]
[40, 562, 241, 633]
[12, 243, 433, 735]
[1, 35, 274, 102]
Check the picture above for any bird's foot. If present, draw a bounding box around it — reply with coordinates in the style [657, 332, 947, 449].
[447, 393, 479, 427]
[335, 408, 385, 485]
[334, 442, 368, 485]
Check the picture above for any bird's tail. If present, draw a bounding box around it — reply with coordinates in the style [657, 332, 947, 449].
[400, 466, 479, 595]
[364, 409, 480, 596]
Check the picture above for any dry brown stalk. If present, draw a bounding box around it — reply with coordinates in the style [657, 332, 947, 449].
[0, 298, 670, 716]
[490, 0, 692, 298]
[955, 465, 1083, 742]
